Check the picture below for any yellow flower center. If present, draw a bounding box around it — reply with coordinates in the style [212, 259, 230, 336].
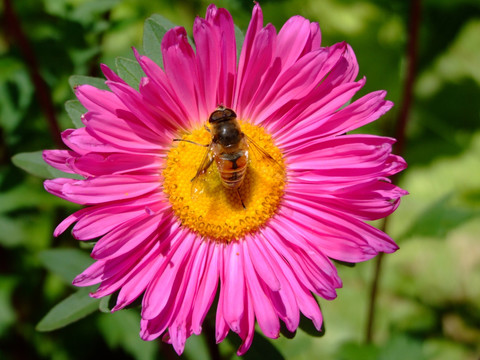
[162, 121, 286, 242]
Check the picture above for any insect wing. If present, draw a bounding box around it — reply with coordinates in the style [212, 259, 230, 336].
[244, 133, 284, 180]
[191, 145, 214, 199]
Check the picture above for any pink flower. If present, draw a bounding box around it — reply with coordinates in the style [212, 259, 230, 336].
[43, 3, 407, 355]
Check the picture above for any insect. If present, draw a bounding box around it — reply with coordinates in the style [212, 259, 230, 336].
[174, 106, 282, 208]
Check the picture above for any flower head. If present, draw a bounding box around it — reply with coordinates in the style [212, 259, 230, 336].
[44, 4, 407, 355]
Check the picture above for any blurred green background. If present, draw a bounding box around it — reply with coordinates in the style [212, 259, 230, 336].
[1, 0, 480, 359]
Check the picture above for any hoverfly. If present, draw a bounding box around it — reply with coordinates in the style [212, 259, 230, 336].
[174, 106, 283, 208]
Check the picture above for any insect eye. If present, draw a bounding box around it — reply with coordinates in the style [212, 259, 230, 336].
[208, 107, 237, 123]
[225, 109, 237, 118]
[209, 111, 224, 123]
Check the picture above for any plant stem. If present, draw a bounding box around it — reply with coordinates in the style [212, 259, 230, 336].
[365, 0, 422, 344]
[2, 0, 64, 149]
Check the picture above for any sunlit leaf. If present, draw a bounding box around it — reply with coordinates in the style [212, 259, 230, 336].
[65, 100, 86, 128]
[115, 57, 144, 89]
[399, 193, 478, 240]
[143, 14, 176, 67]
[234, 25, 244, 60]
[36, 288, 100, 332]
[378, 334, 425, 360]
[336, 341, 379, 360]
[68, 75, 108, 92]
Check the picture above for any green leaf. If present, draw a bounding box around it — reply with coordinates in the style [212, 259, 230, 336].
[0, 183, 70, 214]
[65, 100, 86, 128]
[11, 151, 82, 179]
[400, 193, 478, 240]
[378, 334, 425, 360]
[115, 57, 144, 89]
[143, 14, 176, 67]
[68, 75, 108, 92]
[336, 341, 379, 360]
[98, 309, 158, 360]
[0, 276, 17, 337]
[36, 288, 100, 332]
[99, 295, 113, 313]
[69, 0, 121, 25]
[38, 248, 94, 284]
[234, 25, 245, 60]
[183, 333, 210, 360]
[0, 216, 27, 247]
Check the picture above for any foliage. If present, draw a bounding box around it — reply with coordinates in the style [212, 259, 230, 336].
[1, 0, 479, 359]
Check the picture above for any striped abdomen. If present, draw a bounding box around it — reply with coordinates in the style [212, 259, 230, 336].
[215, 150, 248, 189]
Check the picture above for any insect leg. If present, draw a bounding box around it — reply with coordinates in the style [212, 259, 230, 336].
[237, 188, 246, 209]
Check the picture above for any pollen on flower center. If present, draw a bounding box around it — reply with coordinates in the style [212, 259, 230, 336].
[162, 121, 286, 242]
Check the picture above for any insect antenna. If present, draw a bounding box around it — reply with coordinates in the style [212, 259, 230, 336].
[173, 139, 209, 147]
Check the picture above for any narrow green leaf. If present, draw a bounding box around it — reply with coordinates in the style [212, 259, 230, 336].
[115, 57, 144, 89]
[68, 75, 108, 92]
[65, 100, 86, 128]
[234, 25, 245, 60]
[36, 288, 100, 332]
[38, 248, 94, 284]
[11, 151, 82, 180]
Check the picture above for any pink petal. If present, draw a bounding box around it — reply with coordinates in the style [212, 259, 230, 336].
[61, 128, 126, 155]
[205, 5, 237, 106]
[242, 240, 280, 339]
[221, 242, 245, 334]
[44, 175, 160, 205]
[43, 149, 78, 174]
[192, 242, 220, 334]
[234, 24, 276, 118]
[71, 152, 162, 177]
[162, 27, 205, 124]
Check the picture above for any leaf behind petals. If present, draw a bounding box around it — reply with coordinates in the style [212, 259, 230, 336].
[143, 14, 176, 68]
[69, 75, 108, 91]
[65, 100, 86, 128]
[115, 57, 144, 89]
[12, 151, 82, 180]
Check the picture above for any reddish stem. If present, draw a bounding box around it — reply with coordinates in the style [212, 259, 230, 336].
[365, 0, 422, 343]
[3, 0, 64, 149]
